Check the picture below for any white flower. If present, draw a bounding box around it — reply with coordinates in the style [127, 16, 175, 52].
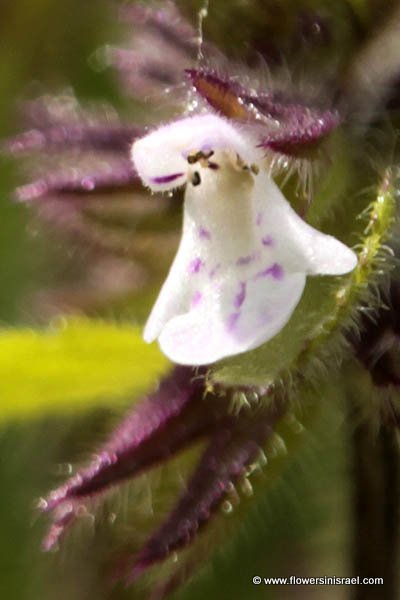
[132, 114, 357, 365]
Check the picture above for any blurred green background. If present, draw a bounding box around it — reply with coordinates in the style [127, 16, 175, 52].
[0, 1, 394, 599]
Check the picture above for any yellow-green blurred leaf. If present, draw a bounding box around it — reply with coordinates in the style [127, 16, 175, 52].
[0, 318, 170, 421]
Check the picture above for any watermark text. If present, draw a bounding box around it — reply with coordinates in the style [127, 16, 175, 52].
[252, 575, 383, 586]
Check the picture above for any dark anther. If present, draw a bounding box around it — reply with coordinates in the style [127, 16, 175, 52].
[187, 150, 214, 164]
[187, 154, 198, 164]
[191, 171, 201, 186]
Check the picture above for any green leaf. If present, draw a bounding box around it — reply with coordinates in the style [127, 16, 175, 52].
[0, 318, 170, 421]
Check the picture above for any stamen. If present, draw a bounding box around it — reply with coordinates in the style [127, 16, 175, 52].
[187, 153, 199, 164]
[235, 154, 245, 170]
[234, 153, 259, 175]
[250, 164, 260, 175]
[187, 149, 214, 164]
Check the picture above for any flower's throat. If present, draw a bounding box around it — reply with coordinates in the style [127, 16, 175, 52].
[183, 149, 260, 260]
[186, 148, 260, 188]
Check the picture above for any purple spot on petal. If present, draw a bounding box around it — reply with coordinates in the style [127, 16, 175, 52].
[236, 254, 255, 266]
[198, 226, 211, 240]
[191, 291, 203, 307]
[209, 263, 221, 279]
[262, 235, 274, 247]
[188, 257, 204, 274]
[256, 212, 263, 226]
[227, 312, 240, 331]
[234, 282, 247, 309]
[150, 172, 184, 185]
[256, 263, 284, 280]
[269, 263, 284, 279]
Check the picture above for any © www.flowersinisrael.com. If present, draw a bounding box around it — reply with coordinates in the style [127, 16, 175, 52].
[4, 1, 400, 597]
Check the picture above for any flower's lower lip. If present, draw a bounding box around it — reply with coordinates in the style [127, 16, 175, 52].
[150, 173, 185, 185]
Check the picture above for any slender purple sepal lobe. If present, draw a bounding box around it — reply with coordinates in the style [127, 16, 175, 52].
[15, 158, 137, 202]
[41, 367, 235, 550]
[125, 398, 286, 583]
[186, 68, 340, 156]
[44, 367, 202, 513]
[3, 123, 141, 155]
